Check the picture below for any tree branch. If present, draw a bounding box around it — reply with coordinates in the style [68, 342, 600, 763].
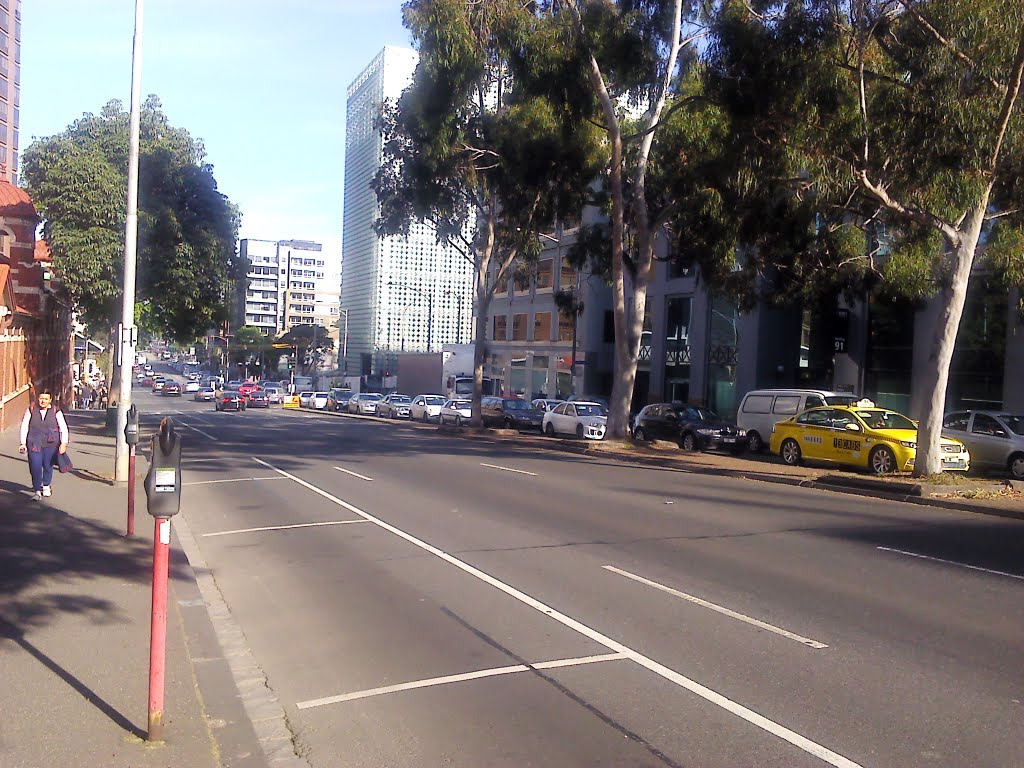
[988, 23, 1024, 176]
[855, 169, 959, 244]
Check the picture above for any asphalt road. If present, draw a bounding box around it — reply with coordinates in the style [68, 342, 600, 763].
[134, 370, 1024, 768]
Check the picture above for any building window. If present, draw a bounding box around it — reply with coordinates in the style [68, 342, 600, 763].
[559, 312, 574, 342]
[512, 313, 528, 341]
[493, 315, 507, 341]
[533, 312, 552, 342]
[531, 355, 550, 399]
[535, 259, 553, 290]
[560, 257, 576, 291]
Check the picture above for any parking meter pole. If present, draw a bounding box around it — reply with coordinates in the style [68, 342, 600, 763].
[147, 516, 170, 741]
[142, 417, 181, 744]
[127, 447, 136, 536]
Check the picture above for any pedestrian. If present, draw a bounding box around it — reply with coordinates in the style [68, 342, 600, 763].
[97, 384, 108, 409]
[18, 389, 70, 501]
[81, 385, 93, 410]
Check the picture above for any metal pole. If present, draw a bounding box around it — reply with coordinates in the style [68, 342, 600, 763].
[147, 516, 170, 741]
[115, 0, 144, 483]
[342, 310, 349, 373]
[427, 293, 433, 352]
[127, 447, 136, 536]
[456, 296, 462, 345]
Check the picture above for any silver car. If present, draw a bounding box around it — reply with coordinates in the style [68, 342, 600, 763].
[941, 410, 1024, 479]
[349, 392, 384, 415]
[439, 399, 472, 426]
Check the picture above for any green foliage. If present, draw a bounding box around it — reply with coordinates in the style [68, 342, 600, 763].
[22, 97, 241, 340]
[277, 324, 334, 374]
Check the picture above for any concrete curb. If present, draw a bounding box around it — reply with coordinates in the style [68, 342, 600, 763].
[298, 406, 1024, 521]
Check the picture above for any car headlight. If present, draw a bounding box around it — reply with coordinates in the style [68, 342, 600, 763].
[697, 428, 718, 436]
[900, 440, 916, 449]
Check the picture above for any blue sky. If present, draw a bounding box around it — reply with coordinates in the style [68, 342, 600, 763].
[22, 0, 413, 259]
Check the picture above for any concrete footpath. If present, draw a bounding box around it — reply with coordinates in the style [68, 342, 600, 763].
[0, 410, 268, 768]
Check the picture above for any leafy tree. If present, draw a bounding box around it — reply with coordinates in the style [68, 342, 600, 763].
[22, 97, 242, 344]
[525, 0, 709, 438]
[702, 0, 1024, 475]
[375, 0, 604, 425]
[277, 324, 335, 375]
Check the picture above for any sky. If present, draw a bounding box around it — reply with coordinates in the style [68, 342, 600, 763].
[21, 0, 414, 260]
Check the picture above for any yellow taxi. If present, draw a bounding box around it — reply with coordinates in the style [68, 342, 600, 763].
[769, 400, 971, 474]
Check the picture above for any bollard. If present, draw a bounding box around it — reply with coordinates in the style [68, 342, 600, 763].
[143, 417, 182, 743]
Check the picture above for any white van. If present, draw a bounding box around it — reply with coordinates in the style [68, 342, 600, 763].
[737, 389, 859, 452]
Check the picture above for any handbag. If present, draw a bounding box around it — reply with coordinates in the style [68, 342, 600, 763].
[52, 451, 74, 474]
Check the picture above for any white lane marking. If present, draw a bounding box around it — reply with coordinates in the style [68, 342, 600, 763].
[254, 457, 863, 768]
[876, 546, 1024, 581]
[297, 653, 627, 710]
[602, 566, 828, 650]
[202, 520, 368, 538]
[183, 476, 287, 487]
[333, 466, 373, 481]
[178, 422, 218, 441]
[480, 462, 537, 476]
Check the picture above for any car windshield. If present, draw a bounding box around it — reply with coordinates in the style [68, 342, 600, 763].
[998, 414, 1024, 435]
[315, 392, 328, 398]
[855, 409, 917, 430]
[300, 392, 313, 397]
[425, 396, 446, 405]
[679, 406, 719, 421]
[504, 399, 535, 410]
[576, 404, 607, 417]
[826, 395, 859, 406]
[451, 401, 471, 409]
[390, 396, 412, 404]
[365, 394, 383, 401]
[252, 390, 266, 396]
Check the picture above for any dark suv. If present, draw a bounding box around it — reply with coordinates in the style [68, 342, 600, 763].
[633, 403, 749, 454]
[481, 397, 545, 432]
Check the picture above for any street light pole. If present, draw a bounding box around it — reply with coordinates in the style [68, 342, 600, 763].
[114, 0, 145, 483]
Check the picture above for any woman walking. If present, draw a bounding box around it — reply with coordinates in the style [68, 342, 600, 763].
[18, 389, 70, 501]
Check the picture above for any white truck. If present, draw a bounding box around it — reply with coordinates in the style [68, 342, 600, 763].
[441, 343, 493, 400]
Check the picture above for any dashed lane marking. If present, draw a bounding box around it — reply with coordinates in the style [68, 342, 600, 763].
[480, 462, 538, 476]
[602, 566, 828, 649]
[876, 546, 1024, 581]
[334, 466, 373, 481]
[201, 519, 368, 538]
[183, 476, 287, 486]
[253, 457, 865, 768]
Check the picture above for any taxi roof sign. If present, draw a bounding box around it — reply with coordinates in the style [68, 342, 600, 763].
[854, 398, 876, 408]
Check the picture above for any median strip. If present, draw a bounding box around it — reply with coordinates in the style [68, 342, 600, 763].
[602, 566, 828, 650]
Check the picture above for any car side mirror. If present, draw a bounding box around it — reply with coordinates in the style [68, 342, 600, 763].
[845, 423, 862, 432]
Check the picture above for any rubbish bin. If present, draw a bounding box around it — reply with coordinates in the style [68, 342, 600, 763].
[105, 406, 119, 436]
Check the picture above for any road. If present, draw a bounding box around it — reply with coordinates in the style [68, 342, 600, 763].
[135, 370, 1024, 768]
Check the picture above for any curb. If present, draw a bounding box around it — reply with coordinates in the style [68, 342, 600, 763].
[298, 406, 1024, 521]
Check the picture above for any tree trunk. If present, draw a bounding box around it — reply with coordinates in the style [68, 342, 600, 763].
[913, 236, 978, 477]
[472, 282, 489, 429]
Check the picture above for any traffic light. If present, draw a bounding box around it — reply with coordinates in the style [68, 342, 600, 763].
[287, 356, 295, 370]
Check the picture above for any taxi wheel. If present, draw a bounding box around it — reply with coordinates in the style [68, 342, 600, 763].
[748, 431, 764, 453]
[1009, 453, 1024, 480]
[869, 445, 896, 475]
[780, 439, 802, 466]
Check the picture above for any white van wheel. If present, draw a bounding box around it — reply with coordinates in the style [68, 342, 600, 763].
[748, 431, 764, 453]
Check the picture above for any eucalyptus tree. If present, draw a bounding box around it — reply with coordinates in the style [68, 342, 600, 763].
[23, 97, 241, 344]
[704, 0, 1024, 475]
[375, 0, 603, 425]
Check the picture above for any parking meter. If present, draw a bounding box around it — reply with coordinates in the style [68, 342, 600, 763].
[125, 404, 140, 447]
[144, 418, 182, 518]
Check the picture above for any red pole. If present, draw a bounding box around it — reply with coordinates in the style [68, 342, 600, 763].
[127, 447, 136, 537]
[147, 516, 170, 742]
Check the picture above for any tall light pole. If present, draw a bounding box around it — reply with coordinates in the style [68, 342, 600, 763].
[114, 0, 145, 483]
[442, 290, 464, 344]
[338, 308, 349, 372]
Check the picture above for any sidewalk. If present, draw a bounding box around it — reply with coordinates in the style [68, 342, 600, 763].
[0, 410, 265, 768]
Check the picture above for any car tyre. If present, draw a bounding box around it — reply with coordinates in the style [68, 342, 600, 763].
[455, 415, 463, 427]
[576, 423, 585, 439]
[504, 418, 516, 431]
[633, 426, 647, 442]
[681, 433, 698, 452]
[545, 422, 555, 437]
[869, 445, 896, 475]
[748, 431, 764, 453]
[1010, 453, 1024, 480]
[780, 438, 802, 466]
[422, 412, 430, 423]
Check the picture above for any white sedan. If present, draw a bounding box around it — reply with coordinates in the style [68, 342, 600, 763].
[410, 394, 447, 423]
[542, 401, 607, 440]
[184, 380, 201, 393]
[309, 392, 330, 410]
[298, 391, 315, 407]
[439, 399, 472, 426]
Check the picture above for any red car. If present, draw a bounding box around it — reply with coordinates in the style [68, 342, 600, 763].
[238, 382, 259, 397]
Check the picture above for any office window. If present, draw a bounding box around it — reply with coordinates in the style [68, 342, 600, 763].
[535, 259, 553, 290]
[533, 312, 552, 342]
[512, 313, 528, 341]
[493, 315, 507, 341]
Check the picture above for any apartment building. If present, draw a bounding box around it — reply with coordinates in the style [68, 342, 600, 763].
[0, 1, 21, 184]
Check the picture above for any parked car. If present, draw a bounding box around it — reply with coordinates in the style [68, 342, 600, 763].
[327, 388, 354, 411]
[308, 392, 330, 410]
[247, 389, 270, 408]
[348, 392, 384, 415]
[482, 397, 544, 432]
[532, 398, 562, 413]
[162, 382, 182, 396]
[542, 401, 607, 440]
[410, 394, 448, 422]
[633, 403, 749, 453]
[770, 401, 970, 475]
[298, 391, 315, 408]
[184, 380, 200, 393]
[567, 394, 609, 409]
[194, 386, 216, 402]
[738, 388, 861, 453]
[941, 410, 1024, 479]
[439, 399, 472, 426]
[378, 394, 413, 419]
[214, 391, 247, 412]
[263, 386, 282, 404]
